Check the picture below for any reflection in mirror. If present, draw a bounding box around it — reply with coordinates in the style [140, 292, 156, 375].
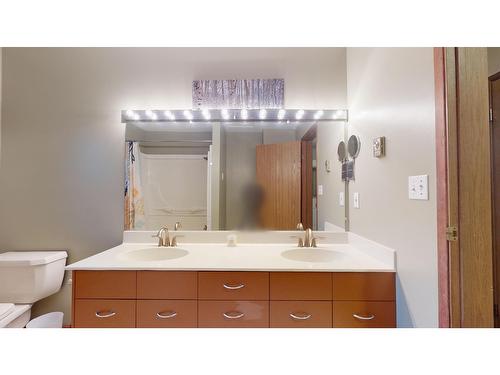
[125, 120, 346, 231]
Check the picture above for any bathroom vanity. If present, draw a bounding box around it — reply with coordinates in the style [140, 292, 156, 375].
[67, 231, 397, 328]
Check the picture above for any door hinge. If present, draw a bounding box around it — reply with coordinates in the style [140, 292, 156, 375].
[490, 108, 494, 123]
[446, 226, 458, 241]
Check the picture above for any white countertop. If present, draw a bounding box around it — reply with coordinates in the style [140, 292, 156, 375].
[66, 231, 396, 272]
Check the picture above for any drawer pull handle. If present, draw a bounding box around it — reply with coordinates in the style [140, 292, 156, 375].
[223, 311, 245, 319]
[223, 283, 245, 290]
[95, 311, 116, 318]
[353, 313, 375, 321]
[156, 311, 177, 319]
[290, 313, 312, 320]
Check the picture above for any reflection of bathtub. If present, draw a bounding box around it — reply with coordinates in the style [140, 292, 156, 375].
[145, 208, 208, 231]
[156, 207, 207, 216]
[140, 153, 209, 231]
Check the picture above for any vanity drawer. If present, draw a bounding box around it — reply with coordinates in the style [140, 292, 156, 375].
[270, 301, 332, 328]
[137, 271, 197, 299]
[270, 272, 332, 300]
[198, 301, 269, 328]
[333, 301, 396, 328]
[136, 300, 197, 328]
[333, 272, 396, 301]
[74, 299, 136, 328]
[198, 272, 269, 300]
[74, 271, 137, 299]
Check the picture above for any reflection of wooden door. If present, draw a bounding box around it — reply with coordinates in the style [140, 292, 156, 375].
[490, 72, 500, 327]
[256, 141, 302, 229]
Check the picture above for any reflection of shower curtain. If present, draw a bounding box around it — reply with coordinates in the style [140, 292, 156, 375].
[124, 142, 145, 230]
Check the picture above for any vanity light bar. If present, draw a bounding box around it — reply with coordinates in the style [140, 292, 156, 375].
[121, 109, 348, 123]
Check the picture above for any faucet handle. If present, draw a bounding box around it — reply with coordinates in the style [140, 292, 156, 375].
[175, 222, 182, 231]
[290, 235, 304, 247]
[171, 235, 184, 247]
[296, 222, 304, 231]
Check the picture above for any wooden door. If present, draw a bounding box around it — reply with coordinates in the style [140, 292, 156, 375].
[434, 47, 494, 327]
[256, 141, 302, 230]
[489, 72, 500, 327]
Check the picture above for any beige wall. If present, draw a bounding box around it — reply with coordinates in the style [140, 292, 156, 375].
[0, 47, 2, 162]
[316, 121, 347, 229]
[488, 47, 500, 76]
[0, 48, 347, 323]
[224, 129, 262, 229]
[346, 48, 438, 327]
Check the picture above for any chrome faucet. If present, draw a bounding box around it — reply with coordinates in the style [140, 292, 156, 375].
[293, 223, 317, 248]
[153, 226, 170, 247]
[304, 228, 314, 247]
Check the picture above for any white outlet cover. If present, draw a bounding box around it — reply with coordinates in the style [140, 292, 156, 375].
[353, 192, 360, 208]
[408, 175, 429, 200]
[318, 184, 323, 196]
[339, 192, 345, 206]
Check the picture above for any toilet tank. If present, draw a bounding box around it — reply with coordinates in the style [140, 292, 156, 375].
[0, 251, 68, 304]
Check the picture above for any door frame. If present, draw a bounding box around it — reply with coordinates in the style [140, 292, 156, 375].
[301, 124, 317, 229]
[434, 47, 453, 328]
[434, 47, 494, 328]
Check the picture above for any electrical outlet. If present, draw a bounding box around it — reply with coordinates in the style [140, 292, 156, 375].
[408, 175, 429, 200]
[339, 192, 345, 206]
[353, 192, 360, 208]
[317, 184, 323, 196]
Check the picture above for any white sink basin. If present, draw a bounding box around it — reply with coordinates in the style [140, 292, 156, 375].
[281, 248, 341, 263]
[119, 247, 189, 262]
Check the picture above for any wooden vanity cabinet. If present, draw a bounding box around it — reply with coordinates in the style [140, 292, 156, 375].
[72, 270, 396, 328]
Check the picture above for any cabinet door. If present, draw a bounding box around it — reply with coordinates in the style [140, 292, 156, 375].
[333, 273, 395, 301]
[137, 271, 197, 299]
[270, 301, 332, 328]
[333, 301, 396, 328]
[74, 271, 136, 299]
[198, 301, 269, 328]
[270, 272, 332, 300]
[74, 299, 135, 328]
[198, 272, 269, 300]
[136, 300, 197, 328]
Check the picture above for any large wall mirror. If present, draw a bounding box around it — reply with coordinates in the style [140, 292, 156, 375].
[124, 114, 347, 232]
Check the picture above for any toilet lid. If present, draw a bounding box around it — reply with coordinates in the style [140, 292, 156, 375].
[0, 303, 15, 320]
[0, 251, 67, 267]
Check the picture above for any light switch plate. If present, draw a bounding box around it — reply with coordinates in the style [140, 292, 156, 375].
[373, 136, 386, 157]
[339, 192, 345, 206]
[318, 184, 323, 196]
[353, 192, 360, 208]
[408, 175, 429, 200]
[325, 160, 331, 173]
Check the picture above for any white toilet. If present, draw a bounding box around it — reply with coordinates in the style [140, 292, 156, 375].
[0, 251, 68, 328]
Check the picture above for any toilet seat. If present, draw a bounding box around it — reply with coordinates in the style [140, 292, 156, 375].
[0, 303, 15, 320]
[0, 304, 31, 328]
